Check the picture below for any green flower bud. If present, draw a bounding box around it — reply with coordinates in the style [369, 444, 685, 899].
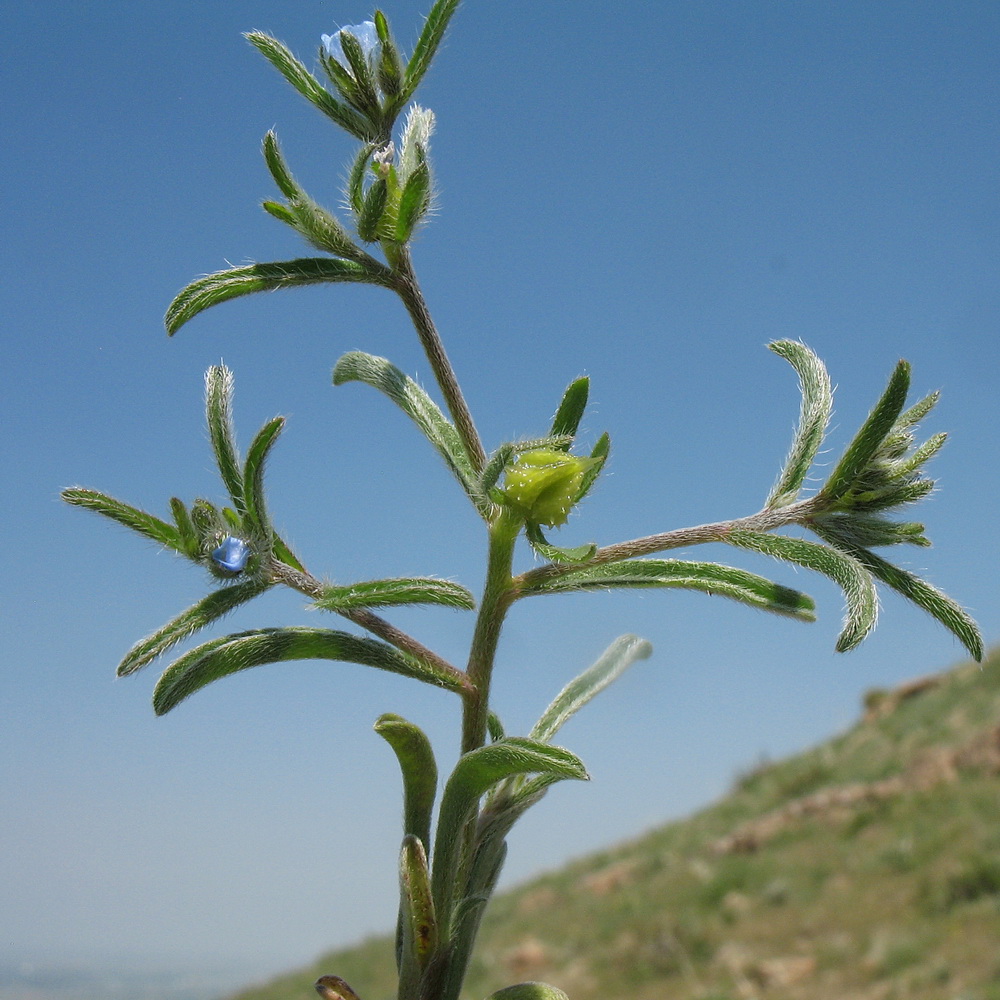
[502, 448, 597, 527]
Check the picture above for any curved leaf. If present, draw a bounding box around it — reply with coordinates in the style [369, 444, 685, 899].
[521, 558, 817, 621]
[242, 416, 285, 538]
[152, 626, 465, 715]
[767, 340, 832, 508]
[62, 488, 183, 552]
[333, 351, 477, 497]
[432, 738, 587, 928]
[524, 522, 596, 565]
[314, 578, 475, 612]
[118, 579, 273, 676]
[485, 985, 569, 1000]
[819, 359, 911, 503]
[205, 366, 245, 514]
[727, 529, 876, 651]
[530, 634, 653, 743]
[245, 32, 374, 140]
[402, 0, 462, 102]
[374, 714, 438, 850]
[811, 529, 983, 661]
[166, 258, 392, 335]
[549, 376, 589, 446]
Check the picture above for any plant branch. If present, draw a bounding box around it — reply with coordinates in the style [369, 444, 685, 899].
[512, 498, 822, 594]
[269, 560, 472, 693]
[391, 248, 487, 474]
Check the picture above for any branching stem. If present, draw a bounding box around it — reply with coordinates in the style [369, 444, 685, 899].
[391, 248, 488, 474]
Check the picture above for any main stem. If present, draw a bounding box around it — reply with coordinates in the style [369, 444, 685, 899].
[461, 510, 521, 754]
[392, 247, 488, 474]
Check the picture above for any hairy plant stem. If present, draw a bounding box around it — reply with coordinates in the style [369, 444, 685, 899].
[269, 559, 471, 693]
[391, 248, 487, 474]
[512, 497, 822, 594]
[462, 510, 521, 755]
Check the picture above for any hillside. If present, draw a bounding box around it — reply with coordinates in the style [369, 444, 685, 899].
[230, 647, 1000, 1000]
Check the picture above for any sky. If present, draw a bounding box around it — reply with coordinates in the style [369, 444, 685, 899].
[2, 0, 998, 990]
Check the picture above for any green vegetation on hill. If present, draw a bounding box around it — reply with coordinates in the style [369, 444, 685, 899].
[230, 648, 1000, 1000]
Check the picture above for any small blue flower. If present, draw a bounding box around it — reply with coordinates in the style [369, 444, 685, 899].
[211, 536, 251, 574]
[321, 21, 380, 68]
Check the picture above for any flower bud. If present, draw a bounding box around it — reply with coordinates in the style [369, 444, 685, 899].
[211, 536, 251, 574]
[502, 448, 597, 527]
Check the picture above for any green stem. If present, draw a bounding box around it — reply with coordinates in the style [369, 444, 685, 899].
[462, 510, 521, 754]
[392, 248, 487, 474]
[269, 560, 471, 693]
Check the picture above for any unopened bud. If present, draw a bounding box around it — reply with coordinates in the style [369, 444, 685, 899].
[503, 448, 597, 527]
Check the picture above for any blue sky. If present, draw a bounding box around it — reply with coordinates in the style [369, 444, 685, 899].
[3, 0, 998, 986]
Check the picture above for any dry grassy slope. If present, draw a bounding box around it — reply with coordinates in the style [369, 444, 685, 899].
[230, 647, 1000, 1000]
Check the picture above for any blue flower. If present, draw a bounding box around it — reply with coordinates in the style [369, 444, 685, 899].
[321, 21, 380, 68]
[211, 536, 251, 574]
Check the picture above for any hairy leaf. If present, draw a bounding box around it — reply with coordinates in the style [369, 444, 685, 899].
[152, 626, 466, 714]
[166, 258, 392, 335]
[432, 738, 587, 928]
[333, 351, 477, 497]
[62, 488, 183, 552]
[245, 32, 373, 140]
[530, 634, 653, 743]
[402, 0, 463, 101]
[242, 416, 285, 539]
[521, 558, 817, 622]
[767, 340, 833, 508]
[549, 377, 589, 446]
[314, 578, 475, 612]
[375, 714, 438, 850]
[118, 580, 273, 676]
[820, 360, 911, 503]
[727, 530, 876, 651]
[205, 366, 245, 514]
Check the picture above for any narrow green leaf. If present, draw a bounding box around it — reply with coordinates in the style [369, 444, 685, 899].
[336, 28, 381, 117]
[118, 580, 273, 676]
[432, 738, 587, 929]
[578, 432, 610, 502]
[727, 529, 876, 651]
[357, 177, 388, 242]
[245, 32, 374, 140]
[272, 535, 306, 573]
[62, 488, 183, 552]
[397, 835, 438, 996]
[549, 377, 590, 447]
[314, 578, 475, 612]
[242, 416, 284, 538]
[333, 352, 477, 498]
[402, 0, 463, 101]
[261, 130, 298, 199]
[530, 634, 652, 743]
[521, 558, 817, 621]
[395, 160, 431, 242]
[261, 132, 368, 262]
[820, 360, 911, 503]
[347, 145, 376, 214]
[375, 714, 438, 850]
[152, 626, 466, 715]
[766, 340, 833, 508]
[484, 985, 569, 1000]
[812, 530, 983, 661]
[814, 514, 929, 549]
[524, 522, 596, 564]
[166, 258, 392, 335]
[205, 366, 245, 515]
[169, 498, 199, 556]
[262, 200, 297, 225]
